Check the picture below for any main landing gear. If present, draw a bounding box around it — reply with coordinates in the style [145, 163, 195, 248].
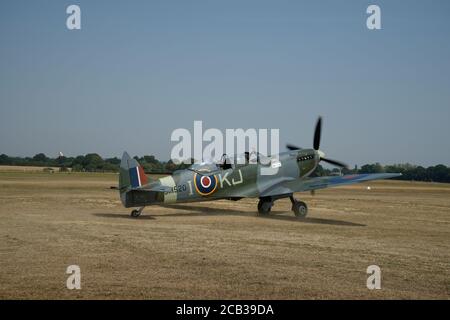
[289, 195, 308, 218]
[257, 195, 308, 218]
[131, 207, 144, 218]
[257, 198, 273, 215]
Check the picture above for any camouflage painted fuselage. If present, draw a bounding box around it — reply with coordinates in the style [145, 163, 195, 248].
[121, 149, 318, 208]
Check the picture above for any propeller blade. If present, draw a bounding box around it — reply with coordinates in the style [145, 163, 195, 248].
[313, 117, 322, 150]
[321, 157, 348, 169]
[286, 144, 302, 150]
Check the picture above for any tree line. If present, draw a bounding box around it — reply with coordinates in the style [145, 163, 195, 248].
[0, 153, 449, 183]
[0, 153, 187, 174]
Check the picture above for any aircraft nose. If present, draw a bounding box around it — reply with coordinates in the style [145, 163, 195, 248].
[317, 150, 325, 159]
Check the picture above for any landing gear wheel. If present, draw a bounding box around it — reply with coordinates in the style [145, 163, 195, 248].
[131, 207, 143, 218]
[292, 201, 308, 218]
[257, 200, 273, 215]
[131, 210, 140, 218]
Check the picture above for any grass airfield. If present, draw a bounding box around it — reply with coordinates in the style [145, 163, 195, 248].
[0, 169, 449, 299]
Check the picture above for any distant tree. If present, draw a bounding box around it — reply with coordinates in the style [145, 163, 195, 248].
[165, 160, 177, 172]
[102, 162, 118, 172]
[359, 163, 384, 174]
[105, 157, 120, 165]
[413, 166, 428, 181]
[32, 153, 49, 163]
[82, 153, 104, 171]
[72, 155, 85, 167]
[0, 154, 11, 165]
[143, 155, 159, 165]
[427, 164, 450, 183]
[61, 157, 74, 168]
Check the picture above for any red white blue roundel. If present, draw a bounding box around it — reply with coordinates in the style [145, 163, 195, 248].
[194, 173, 218, 196]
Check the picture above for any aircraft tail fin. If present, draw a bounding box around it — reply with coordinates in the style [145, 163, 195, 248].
[119, 152, 150, 191]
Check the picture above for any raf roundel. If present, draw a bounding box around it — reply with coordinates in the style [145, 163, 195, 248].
[194, 173, 218, 196]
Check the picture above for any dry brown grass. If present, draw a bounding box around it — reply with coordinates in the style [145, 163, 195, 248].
[0, 172, 449, 299]
[0, 165, 61, 172]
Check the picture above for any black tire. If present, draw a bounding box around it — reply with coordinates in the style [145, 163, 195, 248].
[257, 200, 273, 215]
[131, 209, 141, 218]
[292, 201, 308, 218]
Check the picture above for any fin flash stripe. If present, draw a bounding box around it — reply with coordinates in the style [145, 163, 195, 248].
[129, 166, 148, 188]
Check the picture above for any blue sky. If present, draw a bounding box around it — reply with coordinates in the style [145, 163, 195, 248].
[1, 0, 449, 166]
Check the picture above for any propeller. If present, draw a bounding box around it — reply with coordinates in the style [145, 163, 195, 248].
[313, 117, 322, 150]
[286, 116, 348, 169]
[320, 157, 347, 168]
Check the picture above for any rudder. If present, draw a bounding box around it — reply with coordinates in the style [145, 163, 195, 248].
[119, 152, 149, 191]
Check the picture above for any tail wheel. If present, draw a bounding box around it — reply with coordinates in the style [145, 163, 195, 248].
[292, 201, 308, 218]
[258, 200, 273, 215]
[131, 208, 142, 218]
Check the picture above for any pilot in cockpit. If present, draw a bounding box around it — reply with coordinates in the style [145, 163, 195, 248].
[219, 154, 232, 170]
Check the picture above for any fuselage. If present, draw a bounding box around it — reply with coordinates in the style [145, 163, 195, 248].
[122, 149, 319, 207]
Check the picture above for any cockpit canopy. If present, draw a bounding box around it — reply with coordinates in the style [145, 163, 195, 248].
[188, 152, 272, 173]
[188, 162, 220, 174]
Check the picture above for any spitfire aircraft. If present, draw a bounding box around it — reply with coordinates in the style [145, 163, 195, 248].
[118, 117, 401, 218]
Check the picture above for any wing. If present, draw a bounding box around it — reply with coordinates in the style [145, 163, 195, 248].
[260, 173, 402, 197]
